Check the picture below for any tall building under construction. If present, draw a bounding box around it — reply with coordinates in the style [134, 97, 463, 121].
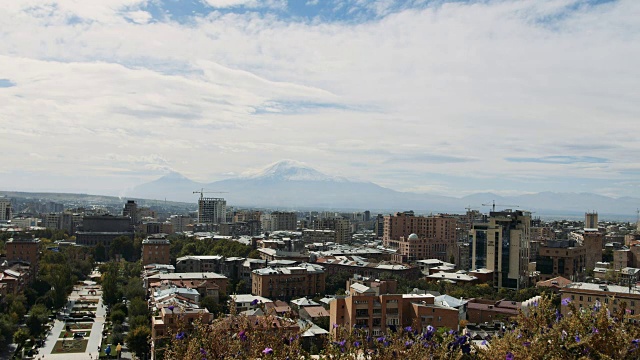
[198, 197, 226, 224]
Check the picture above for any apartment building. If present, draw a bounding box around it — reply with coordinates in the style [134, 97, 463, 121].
[560, 282, 640, 318]
[141, 236, 171, 266]
[316, 256, 421, 280]
[251, 263, 325, 300]
[330, 291, 459, 337]
[5, 237, 40, 268]
[0, 197, 12, 221]
[383, 212, 457, 263]
[536, 239, 586, 281]
[313, 218, 351, 244]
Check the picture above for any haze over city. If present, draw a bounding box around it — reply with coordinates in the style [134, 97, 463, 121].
[1, 0, 639, 200]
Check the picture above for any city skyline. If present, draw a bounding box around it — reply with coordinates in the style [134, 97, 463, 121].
[1, 0, 639, 198]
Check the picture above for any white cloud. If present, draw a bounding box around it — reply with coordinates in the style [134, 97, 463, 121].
[0, 0, 639, 198]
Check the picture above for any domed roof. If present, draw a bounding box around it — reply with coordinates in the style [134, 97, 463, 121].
[408, 233, 419, 241]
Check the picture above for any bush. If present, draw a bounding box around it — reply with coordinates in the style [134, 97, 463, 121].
[160, 296, 640, 360]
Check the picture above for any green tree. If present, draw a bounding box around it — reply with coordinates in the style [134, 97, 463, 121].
[93, 242, 106, 262]
[126, 326, 151, 358]
[129, 315, 149, 330]
[0, 314, 17, 350]
[101, 262, 122, 306]
[110, 309, 126, 324]
[124, 277, 146, 300]
[26, 304, 49, 336]
[8, 295, 27, 323]
[128, 298, 149, 318]
[325, 271, 352, 295]
[13, 328, 30, 349]
[110, 235, 135, 261]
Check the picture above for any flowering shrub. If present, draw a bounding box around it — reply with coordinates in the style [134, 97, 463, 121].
[162, 296, 640, 359]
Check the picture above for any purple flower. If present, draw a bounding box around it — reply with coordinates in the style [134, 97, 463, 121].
[339, 340, 346, 347]
[506, 352, 514, 360]
[238, 330, 247, 341]
[575, 335, 581, 343]
[405, 340, 413, 347]
[354, 341, 361, 347]
[517, 333, 522, 339]
[262, 347, 273, 355]
[426, 325, 434, 333]
[175, 332, 185, 340]
[561, 298, 571, 306]
[200, 348, 206, 355]
[404, 326, 412, 332]
[168, 305, 175, 311]
[523, 342, 531, 347]
[333, 323, 339, 329]
[250, 299, 259, 306]
[555, 309, 562, 323]
[448, 329, 456, 335]
[481, 340, 487, 346]
[377, 336, 385, 343]
[592, 328, 599, 334]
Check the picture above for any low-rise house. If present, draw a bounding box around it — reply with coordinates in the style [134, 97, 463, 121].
[466, 299, 521, 323]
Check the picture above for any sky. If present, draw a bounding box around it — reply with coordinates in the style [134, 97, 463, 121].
[0, 0, 639, 198]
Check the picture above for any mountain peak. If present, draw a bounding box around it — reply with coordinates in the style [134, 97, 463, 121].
[240, 160, 348, 182]
[160, 171, 190, 181]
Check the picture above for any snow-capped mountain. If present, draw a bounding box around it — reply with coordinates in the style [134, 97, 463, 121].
[240, 160, 348, 182]
[127, 160, 640, 216]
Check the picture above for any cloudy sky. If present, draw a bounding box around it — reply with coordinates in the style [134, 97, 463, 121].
[1, 0, 638, 198]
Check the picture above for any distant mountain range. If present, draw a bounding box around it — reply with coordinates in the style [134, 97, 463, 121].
[126, 160, 640, 219]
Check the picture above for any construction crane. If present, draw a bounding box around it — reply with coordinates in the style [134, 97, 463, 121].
[481, 200, 519, 212]
[193, 188, 228, 200]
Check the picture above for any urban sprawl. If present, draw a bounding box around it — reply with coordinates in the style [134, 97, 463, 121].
[1, 195, 639, 359]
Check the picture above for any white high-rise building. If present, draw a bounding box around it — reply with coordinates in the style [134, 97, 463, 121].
[0, 197, 12, 221]
[198, 197, 226, 224]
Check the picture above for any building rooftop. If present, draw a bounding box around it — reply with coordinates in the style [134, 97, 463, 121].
[562, 282, 640, 295]
[148, 272, 227, 280]
[232, 294, 273, 304]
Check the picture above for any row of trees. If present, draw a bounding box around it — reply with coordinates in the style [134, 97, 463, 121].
[169, 235, 261, 261]
[99, 261, 151, 358]
[0, 242, 94, 352]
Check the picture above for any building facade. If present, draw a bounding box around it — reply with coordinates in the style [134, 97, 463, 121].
[313, 218, 351, 244]
[0, 198, 12, 221]
[251, 263, 325, 300]
[560, 282, 640, 318]
[330, 293, 459, 337]
[383, 213, 457, 263]
[269, 211, 298, 231]
[470, 210, 531, 289]
[5, 237, 41, 268]
[198, 197, 226, 224]
[142, 236, 171, 265]
[536, 240, 586, 281]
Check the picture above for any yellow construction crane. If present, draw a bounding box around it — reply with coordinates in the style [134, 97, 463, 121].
[193, 188, 228, 200]
[482, 200, 519, 212]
